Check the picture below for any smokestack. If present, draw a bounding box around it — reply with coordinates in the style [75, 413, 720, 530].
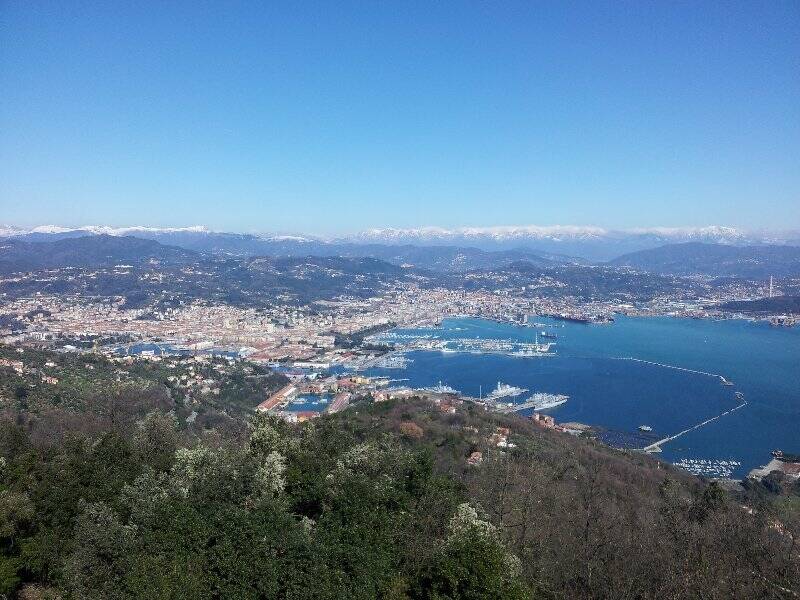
[769, 276, 774, 298]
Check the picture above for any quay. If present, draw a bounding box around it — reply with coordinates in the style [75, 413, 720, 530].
[492, 398, 544, 414]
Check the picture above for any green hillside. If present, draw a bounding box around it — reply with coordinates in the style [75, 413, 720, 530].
[0, 348, 798, 598]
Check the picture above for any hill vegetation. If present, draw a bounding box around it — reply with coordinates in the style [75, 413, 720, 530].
[0, 236, 698, 311]
[0, 249, 428, 309]
[716, 296, 800, 314]
[0, 234, 561, 274]
[0, 347, 798, 598]
[610, 242, 800, 278]
[0, 236, 197, 274]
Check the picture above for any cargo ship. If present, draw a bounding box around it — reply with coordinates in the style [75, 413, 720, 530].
[552, 314, 590, 324]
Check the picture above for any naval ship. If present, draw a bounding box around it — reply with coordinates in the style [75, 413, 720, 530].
[424, 381, 461, 395]
[486, 381, 528, 401]
[528, 392, 569, 410]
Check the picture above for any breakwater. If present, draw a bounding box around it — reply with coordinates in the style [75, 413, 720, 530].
[613, 357, 731, 384]
[643, 398, 748, 453]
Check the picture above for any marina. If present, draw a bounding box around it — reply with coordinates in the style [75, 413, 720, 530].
[347, 352, 412, 371]
[369, 331, 557, 357]
[673, 458, 743, 479]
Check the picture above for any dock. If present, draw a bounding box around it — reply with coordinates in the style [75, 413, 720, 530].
[492, 399, 543, 414]
[326, 391, 352, 414]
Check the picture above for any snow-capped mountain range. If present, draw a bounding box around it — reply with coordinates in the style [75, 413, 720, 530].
[345, 225, 772, 260]
[350, 224, 752, 245]
[1, 223, 798, 262]
[0, 224, 210, 237]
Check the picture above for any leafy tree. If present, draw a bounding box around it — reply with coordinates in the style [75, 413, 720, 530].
[64, 501, 134, 600]
[412, 503, 531, 599]
[0, 554, 22, 597]
[133, 411, 178, 472]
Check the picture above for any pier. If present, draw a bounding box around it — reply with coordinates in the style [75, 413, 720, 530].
[493, 399, 544, 414]
[643, 398, 748, 453]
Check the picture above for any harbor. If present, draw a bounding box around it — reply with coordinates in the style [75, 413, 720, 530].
[359, 315, 800, 478]
[369, 330, 557, 357]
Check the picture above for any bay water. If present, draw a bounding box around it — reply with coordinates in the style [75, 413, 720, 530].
[366, 316, 800, 478]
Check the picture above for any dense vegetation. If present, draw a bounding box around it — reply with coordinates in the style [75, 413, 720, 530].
[0, 236, 197, 274]
[0, 346, 287, 443]
[610, 242, 800, 278]
[717, 296, 800, 314]
[0, 256, 420, 309]
[1, 350, 799, 598]
[334, 322, 397, 349]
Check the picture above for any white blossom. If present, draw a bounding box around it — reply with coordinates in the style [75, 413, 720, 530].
[254, 451, 286, 497]
[448, 502, 497, 540]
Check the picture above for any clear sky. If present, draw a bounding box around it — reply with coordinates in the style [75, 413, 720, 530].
[1, 1, 798, 234]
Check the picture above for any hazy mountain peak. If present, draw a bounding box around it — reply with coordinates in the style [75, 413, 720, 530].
[626, 225, 746, 239]
[260, 234, 316, 243]
[2, 223, 797, 262]
[0, 224, 210, 236]
[354, 224, 610, 241]
[82, 225, 210, 235]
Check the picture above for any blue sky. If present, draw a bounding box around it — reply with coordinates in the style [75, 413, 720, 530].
[1, 1, 798, 234]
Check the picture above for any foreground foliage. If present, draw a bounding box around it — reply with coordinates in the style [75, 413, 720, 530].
[0, 394, 798, 598]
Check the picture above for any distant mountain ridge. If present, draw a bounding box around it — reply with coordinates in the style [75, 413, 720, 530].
[0, 227, 565, 272]
[0, 235, 197, 274]
[609, 242, 800, 277]
[0, 224, 209, 238]
[344, 225, 797, 260]
[350, 224, 747, 244]
[3, 223, 799, 262]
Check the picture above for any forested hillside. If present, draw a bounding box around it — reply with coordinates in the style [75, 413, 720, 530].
[0, 236, 197, 274]
[610, 242, 800, 278]
[0, 349, 798, 598]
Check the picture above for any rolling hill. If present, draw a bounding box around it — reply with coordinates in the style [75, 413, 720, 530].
[609, 242, 800, 278]
[0, 235, 198, 274]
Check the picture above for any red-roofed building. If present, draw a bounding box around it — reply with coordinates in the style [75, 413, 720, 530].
[530, 413, 556, 429]
[256, 384, 296, 412]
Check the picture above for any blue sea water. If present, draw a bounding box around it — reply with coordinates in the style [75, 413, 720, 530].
[365, 316, 800, 477]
